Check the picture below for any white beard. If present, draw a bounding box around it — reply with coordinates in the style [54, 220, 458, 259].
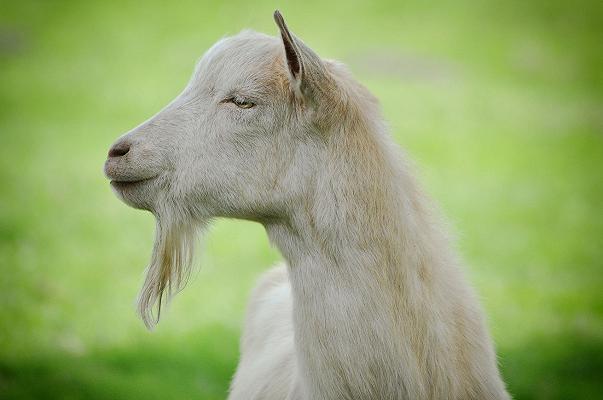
[136, 203, 206, 329]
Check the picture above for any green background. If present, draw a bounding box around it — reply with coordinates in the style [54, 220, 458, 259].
[1, 1, 602, 398]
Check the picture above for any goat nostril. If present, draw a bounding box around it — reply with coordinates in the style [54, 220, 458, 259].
[108, 142, 131, 158]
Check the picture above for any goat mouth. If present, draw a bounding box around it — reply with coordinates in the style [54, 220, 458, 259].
[110, 176, 157, 188]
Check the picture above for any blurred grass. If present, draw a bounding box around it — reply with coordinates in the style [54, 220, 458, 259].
[0, 0, 602, 399]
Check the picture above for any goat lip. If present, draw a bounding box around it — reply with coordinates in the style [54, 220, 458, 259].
[110, 176, 157, 187]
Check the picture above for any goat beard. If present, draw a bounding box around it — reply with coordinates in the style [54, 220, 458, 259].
[137, 205, 208, 329]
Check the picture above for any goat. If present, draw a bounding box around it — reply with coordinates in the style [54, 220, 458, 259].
[104, 11, 510, 400]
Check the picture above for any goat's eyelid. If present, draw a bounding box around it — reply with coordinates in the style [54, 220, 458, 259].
[221, 96, 256, 109]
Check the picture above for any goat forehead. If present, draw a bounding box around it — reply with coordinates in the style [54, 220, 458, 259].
[192, 33, 282, 88]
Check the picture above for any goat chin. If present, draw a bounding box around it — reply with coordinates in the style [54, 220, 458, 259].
[137, 206, 207, 329]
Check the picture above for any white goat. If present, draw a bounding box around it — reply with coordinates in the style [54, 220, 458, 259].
[104, 11, 510, 400]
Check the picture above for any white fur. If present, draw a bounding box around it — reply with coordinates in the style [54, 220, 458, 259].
[104, 11, 510, 399]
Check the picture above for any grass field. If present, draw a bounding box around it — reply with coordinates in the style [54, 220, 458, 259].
[1, 1, 602, 399]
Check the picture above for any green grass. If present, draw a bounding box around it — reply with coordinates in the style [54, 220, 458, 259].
[1, 1, 602, 398]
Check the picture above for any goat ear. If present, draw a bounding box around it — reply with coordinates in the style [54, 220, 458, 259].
[273, 10, 303, 96]
[274, 10, 329, 101]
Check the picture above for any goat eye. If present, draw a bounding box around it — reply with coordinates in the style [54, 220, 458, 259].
[232, 97, 254, 109]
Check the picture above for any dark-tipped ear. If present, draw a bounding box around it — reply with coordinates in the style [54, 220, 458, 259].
[274, 10, 303, 96]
